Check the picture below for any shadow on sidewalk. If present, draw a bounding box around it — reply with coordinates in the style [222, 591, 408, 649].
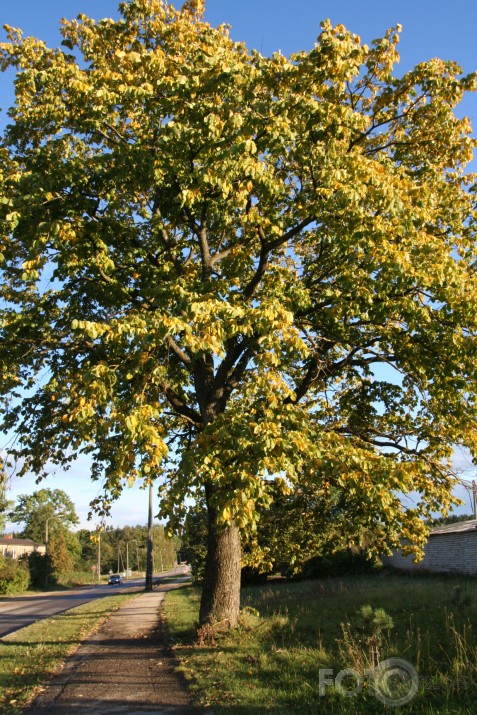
[23, 587, 202, 715]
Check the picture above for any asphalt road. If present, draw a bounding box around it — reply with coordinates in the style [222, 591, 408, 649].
[0, 567, 187, 638]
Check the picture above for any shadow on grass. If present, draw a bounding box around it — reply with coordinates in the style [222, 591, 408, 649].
[173, 640, 477, 715]
[166, 578, 477, 715]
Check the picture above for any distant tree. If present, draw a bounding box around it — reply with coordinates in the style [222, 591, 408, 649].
[182, 507, 208, 583]
[77, 529, 97, 568]
[428, 513, 475, 527]
[8, 488, 79, 543]
[0, 460, 11, 533]
[153, 524, 181, 572]
[84, 523, 180, 574]
[49, 531, 74, 579]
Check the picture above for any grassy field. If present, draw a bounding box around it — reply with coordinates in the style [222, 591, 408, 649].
[164, 574, 477, 714]
[0, 592, 139, 714]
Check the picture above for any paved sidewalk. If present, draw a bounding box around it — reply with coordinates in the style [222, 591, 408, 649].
[24, 580, 201, 715]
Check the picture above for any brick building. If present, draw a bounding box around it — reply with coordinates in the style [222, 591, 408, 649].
[0, 536, 46, 560]
[382, 520, 477, 575]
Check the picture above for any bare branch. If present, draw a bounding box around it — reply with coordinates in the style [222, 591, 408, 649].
[267, 216, 316, 252]
[243, 217, 315, 299]
[214, 347, 254, 414]
[165, 335, 192, 366]
[102, 122, 132, 145]
[198, 225, 212, 280]
[213, 336, 253, 394]
[97, 265, 114, 283]
[91, 128, 121, 146]
[242, 227, 268, 299]
[158, 380, 201, 426]
[183, 248, 196, 267]
[209, 246, 233, 267]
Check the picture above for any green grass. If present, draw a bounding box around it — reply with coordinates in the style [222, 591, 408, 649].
[0, 592, 139, 714]
[164, 574, 477, 714]
[155, 575, 185, 583]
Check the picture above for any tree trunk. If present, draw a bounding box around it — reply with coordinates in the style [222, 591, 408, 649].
[199, 508, 241, 628]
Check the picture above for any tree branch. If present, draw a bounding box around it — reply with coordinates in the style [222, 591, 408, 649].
[243, 217, 315, 300]
[267, 216, 316, 252]
[213, 347, 254, 414]
[242, 227, 269, 300]
[165, 335, 192, 366]
[102, 122, 132, 145]
[198, 225, 212, 280]
[158, 380, 201, 426]
[285, 340, 335, 405]
[213, 336, 251, 390]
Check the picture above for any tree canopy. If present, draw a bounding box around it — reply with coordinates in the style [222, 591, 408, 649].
[1, 0, 477, 624]
[8, 488, 79, 542]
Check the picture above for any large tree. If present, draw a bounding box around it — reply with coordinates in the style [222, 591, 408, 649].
[1, 0, 477, 626]
[8, 488, 79, 543]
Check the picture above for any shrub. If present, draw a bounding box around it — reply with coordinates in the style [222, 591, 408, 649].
[0, 555, 30, 594]
[27, 551, 54, 588]
[291, 549, 378, 580]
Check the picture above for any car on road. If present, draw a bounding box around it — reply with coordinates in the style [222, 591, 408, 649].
[108, 573, 124, 585]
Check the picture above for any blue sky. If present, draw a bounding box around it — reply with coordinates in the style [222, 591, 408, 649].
[1, 1, 477, 529]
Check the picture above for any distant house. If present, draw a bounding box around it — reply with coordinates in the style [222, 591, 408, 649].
[382, 520, 477, 576]
[0, 536, 46, 560]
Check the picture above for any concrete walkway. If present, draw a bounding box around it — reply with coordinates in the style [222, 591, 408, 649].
[24, 580, 202, 715]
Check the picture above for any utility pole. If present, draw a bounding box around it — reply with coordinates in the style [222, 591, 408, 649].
[126, 541, 129, 580]
[133, 539, 140, 572]
[459, 478, 477, 521]
[97, 531, 101, 583]
[145, 482, 154, 591]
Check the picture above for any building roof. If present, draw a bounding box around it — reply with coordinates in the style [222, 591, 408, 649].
[430, 520, 477, 536]
[0, 537, 43, 547]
